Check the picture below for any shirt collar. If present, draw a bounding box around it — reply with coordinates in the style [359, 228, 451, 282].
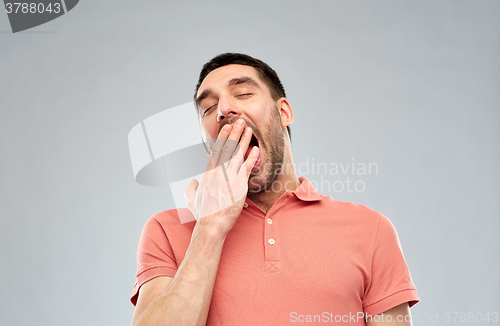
[290, 177, 322, 202]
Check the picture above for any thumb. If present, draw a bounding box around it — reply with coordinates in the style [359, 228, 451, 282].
[184, 179, 199, 210]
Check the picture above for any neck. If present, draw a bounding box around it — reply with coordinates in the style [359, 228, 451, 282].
[247, 147, 300, 213]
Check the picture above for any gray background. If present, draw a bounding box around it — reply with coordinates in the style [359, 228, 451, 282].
[1, 0, 499, 325]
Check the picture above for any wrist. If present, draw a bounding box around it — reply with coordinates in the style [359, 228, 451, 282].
[193, 220, 228, 244]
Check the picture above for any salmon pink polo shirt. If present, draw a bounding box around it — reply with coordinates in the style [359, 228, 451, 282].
[131, 177, 419, 325]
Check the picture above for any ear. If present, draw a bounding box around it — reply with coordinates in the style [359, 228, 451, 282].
[277, 97, 294, 129]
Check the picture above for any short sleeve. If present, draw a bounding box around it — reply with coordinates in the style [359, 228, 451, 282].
[362, 213, 419, 316]
[130, 212, 178, 306]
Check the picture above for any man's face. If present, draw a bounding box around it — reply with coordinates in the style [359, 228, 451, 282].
[196, 64, 286, 193]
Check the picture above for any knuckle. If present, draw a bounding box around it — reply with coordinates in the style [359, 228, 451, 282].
[222, 145, 233, 153]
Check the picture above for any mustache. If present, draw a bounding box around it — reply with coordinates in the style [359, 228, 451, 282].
[218, 117, 255, 134]
[216, 118, 265, 148]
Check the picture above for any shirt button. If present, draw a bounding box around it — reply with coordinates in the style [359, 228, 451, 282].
[267, 218, 273, 224]
[243, 202, 248, 208]
[268, 238, 275, 245]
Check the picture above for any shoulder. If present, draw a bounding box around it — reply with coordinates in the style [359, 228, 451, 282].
[140, 208, 195, 239]
[145, 208, 195, 225]
[316, 195, 383, 223]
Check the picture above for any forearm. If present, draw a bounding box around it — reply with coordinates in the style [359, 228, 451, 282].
[133, 224, 226, 326]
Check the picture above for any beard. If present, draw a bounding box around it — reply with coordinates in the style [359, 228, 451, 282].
[247, 105, 285, 194]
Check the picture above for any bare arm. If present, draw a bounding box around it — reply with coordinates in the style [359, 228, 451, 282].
[131, 277, 173, 324]
[366, 302, 412, 326]
[131, 225, 226, 326]
[131, 120, 259, 326]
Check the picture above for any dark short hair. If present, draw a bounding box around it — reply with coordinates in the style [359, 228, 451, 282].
[194, 53, 291, 141]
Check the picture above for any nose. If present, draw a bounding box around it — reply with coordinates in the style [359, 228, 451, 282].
[216, 95, 241, 122]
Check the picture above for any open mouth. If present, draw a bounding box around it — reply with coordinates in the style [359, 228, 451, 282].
[244, 133, 262, 171]
[249, 133, 259, 149]
[244, 133, 258, 158]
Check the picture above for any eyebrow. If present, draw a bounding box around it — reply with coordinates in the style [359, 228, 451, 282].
[227, 76, 261, 89]
[195, 89, 212, 110]
[195, 76, 262, 109]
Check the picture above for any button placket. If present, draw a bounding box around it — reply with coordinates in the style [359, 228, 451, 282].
[263, 194, 290, 273]
[264, 212, 278, 273]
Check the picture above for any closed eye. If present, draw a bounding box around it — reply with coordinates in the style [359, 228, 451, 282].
[201, 104, 217, 116]
[236, 93, 253, 98]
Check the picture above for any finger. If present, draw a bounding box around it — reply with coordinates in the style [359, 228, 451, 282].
[228, 126, 252, 171]
[218, 119, 246, 167]
[209, 124, 232, 168]
[184, 179, 199, 211]
[241, 146, 260, 178]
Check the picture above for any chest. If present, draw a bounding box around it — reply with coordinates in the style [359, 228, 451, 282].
[213, 214, 374, 308]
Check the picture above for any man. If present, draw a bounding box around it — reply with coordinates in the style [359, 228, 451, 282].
[130, 53, 419, 325]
